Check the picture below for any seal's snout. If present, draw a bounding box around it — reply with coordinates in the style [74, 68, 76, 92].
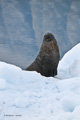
[46, 39, 51, 42]
[44, 35, 51, 42]
[46, 38, 51, 42]
[46, 35, 50, 40]
[44, 33, 54, 42]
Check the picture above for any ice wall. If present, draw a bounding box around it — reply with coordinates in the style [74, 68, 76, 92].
[0, 0, 80, 69]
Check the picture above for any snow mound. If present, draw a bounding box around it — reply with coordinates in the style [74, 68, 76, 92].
[58, 43, 80, 69]
[0, 43, 80, 120]
[69, 59, 80, 76]
[58, 43, 80, 78]
[0, 62, 22, 84]
[0, 79, 6, 89]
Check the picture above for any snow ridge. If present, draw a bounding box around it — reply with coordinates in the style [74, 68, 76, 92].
[0, 43, 80, 120]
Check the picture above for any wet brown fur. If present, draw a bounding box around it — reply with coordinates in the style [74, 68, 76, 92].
[25, 33, 60, 77]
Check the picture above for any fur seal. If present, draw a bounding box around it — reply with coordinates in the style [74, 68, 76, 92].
[25, 33, 60, 77]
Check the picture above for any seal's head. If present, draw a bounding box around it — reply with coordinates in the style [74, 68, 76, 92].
[43, 33, 55, 42]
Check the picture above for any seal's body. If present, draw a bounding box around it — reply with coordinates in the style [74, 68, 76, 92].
[25, 33, 60, 77]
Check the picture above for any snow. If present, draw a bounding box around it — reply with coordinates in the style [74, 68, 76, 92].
[0, 79, 6, 89]
[58, 43, 80, 69]
[0, 43, 80, 120]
